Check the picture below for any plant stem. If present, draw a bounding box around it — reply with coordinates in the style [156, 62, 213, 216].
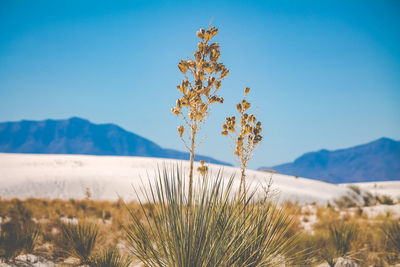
[240, 166, 246, 202]
[188, 126, 196, 206]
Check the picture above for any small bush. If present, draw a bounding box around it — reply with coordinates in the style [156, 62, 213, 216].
[381, 221, 400, 264]
[60, 221, 98, 264]
[334, 195, 358, 208]
[362, 192, 375, 206]
[0, 200, 40, 261]
[329, 222, 358, 257]
[382, 221, 400, 251]
[316, 222, 359, 267]
[347, 185, 361, 195]
[90, 246, 132, 267]
[380, 195, 394, 205]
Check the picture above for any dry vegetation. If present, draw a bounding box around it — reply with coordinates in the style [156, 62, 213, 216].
[0, 198, 144, 265]
[0, 197, 399, 266]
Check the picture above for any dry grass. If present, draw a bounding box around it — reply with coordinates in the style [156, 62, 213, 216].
[1, 196, 399, 266]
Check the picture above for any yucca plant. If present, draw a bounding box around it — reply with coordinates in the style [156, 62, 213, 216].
[329, 222, 358, 257]
[226, 201, 300, 266]
[90, 246, 132, 267]
[0, 200, 40, 261]
[382, 220, 400, 251]
[318, 222, 359, 267]
[0, 220, 24, 261]
[125, 167, 299, 266]
[382, 221, 400, 264]
[60, 221, 98, 264]
[172, 25, 229, 205]
[221, 87, 262, 200]
[21, 223, 41, 254]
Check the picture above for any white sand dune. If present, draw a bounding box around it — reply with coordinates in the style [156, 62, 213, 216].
[0, 153, 395, 204]
[340, 181, 400, 200]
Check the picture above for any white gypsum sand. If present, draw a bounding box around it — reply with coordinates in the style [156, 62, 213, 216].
[340, 181, 400, 200]
[0, 153, 381, 204]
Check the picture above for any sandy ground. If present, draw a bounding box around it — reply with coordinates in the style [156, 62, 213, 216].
[0, 153, 358, 204]
[1, 153, 399, 267]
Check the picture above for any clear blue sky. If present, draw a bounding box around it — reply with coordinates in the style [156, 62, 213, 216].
[1, 0, 399, 168]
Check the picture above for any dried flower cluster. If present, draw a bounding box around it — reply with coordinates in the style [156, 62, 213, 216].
[222, 87, 263, 198]
[172, 27, 228, 123]
[172, 25, 229, 204]
[197, 160, 208, 176]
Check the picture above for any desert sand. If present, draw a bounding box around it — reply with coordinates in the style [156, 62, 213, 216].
[0, 153, 385, 204]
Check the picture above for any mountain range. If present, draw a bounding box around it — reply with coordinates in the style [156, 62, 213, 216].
[261, 138, 400, 183]
[0, 117, 230, 165]
[1, 118, 399, 183]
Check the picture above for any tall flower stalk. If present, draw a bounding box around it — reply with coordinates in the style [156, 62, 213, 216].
[172, 25, 229, 205]
[222, 87, 262, 200]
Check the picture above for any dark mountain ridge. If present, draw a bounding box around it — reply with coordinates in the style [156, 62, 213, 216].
[0, 117, 231, 165]
[260, 138, 400, 183]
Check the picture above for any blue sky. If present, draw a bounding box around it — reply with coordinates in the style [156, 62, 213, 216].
[0, 0, 399, 168]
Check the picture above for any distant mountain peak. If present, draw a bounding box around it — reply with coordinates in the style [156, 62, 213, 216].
[260, 138, 400, 183]
[0, 117, 231, 166]
[67, 116, 90, 122]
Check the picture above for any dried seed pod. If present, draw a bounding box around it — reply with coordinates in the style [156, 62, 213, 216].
[215, 81, 222, 90]
[241, 100, 251, 111]
[181, 82, 188, 94]
[177, 85, 183, 93]
[210, 96, 217, 104]
[209, 43, 219, 49]
[189, 110, 195, 120]
[171, 107, 180, 115]
[197, 165, 208, 176]
[204, 63, 213, 73]
[176, 99, 182, 109]
[236, 103, 242, 112]
[198, 42, 207, 52]
[221, 69, 229, 78]
[203, 87, 211, 96]
[194, 51, 202, 62]
[200, 103, 207, 113]
[245, 124, 252, 133]
[245, 87, 250, 95]
[196, 28, 205, 39]
[181, 95, 190, 107]
[195, 112, 203, 120]
[178, 61, 188, 74]
[210, 49, 221, 62]
[253, 135, 262, 144]
[199, 73, 205, 82]
[178, 126, 185, 137]
[208, 27, 219, 39]
[204, 32, 211, 41]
